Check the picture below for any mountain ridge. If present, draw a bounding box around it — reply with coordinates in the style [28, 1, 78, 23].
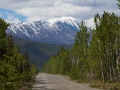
[7, 17, 80, 44]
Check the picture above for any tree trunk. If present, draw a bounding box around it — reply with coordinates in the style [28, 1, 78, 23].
[98, 39, 104, 83]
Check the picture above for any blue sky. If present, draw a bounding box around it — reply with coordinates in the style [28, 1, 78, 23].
[0, 8, 26, 22]
[0, 0, 120, 28]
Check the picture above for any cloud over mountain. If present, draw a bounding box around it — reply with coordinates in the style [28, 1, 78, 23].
[0, 0, 119, 28]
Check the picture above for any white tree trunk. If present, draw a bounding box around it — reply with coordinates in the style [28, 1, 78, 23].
[98, 39, 104, 83]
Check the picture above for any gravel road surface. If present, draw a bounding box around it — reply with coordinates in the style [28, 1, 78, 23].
[32, 73, 102, 90]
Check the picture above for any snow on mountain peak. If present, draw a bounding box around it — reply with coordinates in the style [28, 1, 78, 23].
[7, 17, 80, 44]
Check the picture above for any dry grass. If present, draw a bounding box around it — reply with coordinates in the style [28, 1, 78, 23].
[90, 83, 120, 90]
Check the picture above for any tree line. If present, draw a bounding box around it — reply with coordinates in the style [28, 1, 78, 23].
[0, 18, 38, 89]
[42, 10, 120, 84]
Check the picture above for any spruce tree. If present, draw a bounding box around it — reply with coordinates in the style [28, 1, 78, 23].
[7, 33, 14, 56]
[0, 18, 9, 60]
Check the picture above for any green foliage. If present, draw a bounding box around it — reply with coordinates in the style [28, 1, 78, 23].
[13, 36, 72, 69]
[92, 12, 120, 82]
[42, 47, 71, 75]
[117, 0, 120, 9]
[70, 65, 80, 80]
[42, 11, 120, 85]
[0, 18, 38, 90]
[0, 18, 9, 60]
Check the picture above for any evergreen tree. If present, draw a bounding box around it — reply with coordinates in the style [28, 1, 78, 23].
[7, 33, 14, 56]
[0, 18, 9, 60]
[0, 18, 38, 89]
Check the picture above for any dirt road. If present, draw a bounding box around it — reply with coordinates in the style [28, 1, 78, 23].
[32, 73, 101, 90]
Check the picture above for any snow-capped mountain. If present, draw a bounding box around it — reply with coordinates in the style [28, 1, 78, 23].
[7, 17, 80, 44]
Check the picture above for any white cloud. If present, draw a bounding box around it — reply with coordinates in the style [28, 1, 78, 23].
[85, 18, 95, 28]
[26, 16, 49, 22]
[0, 0, 120, 28]
[16, 1, 92, 20]
[0, 0, 56, 10]
[5, 14, 21, 23]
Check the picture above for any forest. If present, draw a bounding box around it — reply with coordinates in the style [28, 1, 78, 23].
[13, 36, 72, 69]
[42, 1, 120, 89]
[0, 19, 38, 89]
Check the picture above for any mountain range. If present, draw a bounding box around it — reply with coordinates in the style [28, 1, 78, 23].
[7, 17, 80, 44]
[7, 17, 80, 69]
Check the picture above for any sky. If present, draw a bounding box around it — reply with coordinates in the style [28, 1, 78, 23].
[0, 0, 120, 28]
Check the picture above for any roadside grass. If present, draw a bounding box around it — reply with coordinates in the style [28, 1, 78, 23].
[54, 73, 120, 90]
[70, 78, 120, 90]
[90, 82, 120, 90]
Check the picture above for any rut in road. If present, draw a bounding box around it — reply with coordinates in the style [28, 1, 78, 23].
[32, 73, 102, 90]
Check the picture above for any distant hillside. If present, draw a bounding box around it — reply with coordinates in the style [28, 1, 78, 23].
[13, 36, 72, 69]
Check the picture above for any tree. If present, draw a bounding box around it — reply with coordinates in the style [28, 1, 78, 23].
[72, 20, 90, 79]
[117, 0, 120, 8]
[91, 12, 120, 82]
[0, 18, 38, 89]
[73, 20, 90, 58]
[0, 18, 9, 60]
[42, 10, 120, 85]
[7, 33, 14, 56]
